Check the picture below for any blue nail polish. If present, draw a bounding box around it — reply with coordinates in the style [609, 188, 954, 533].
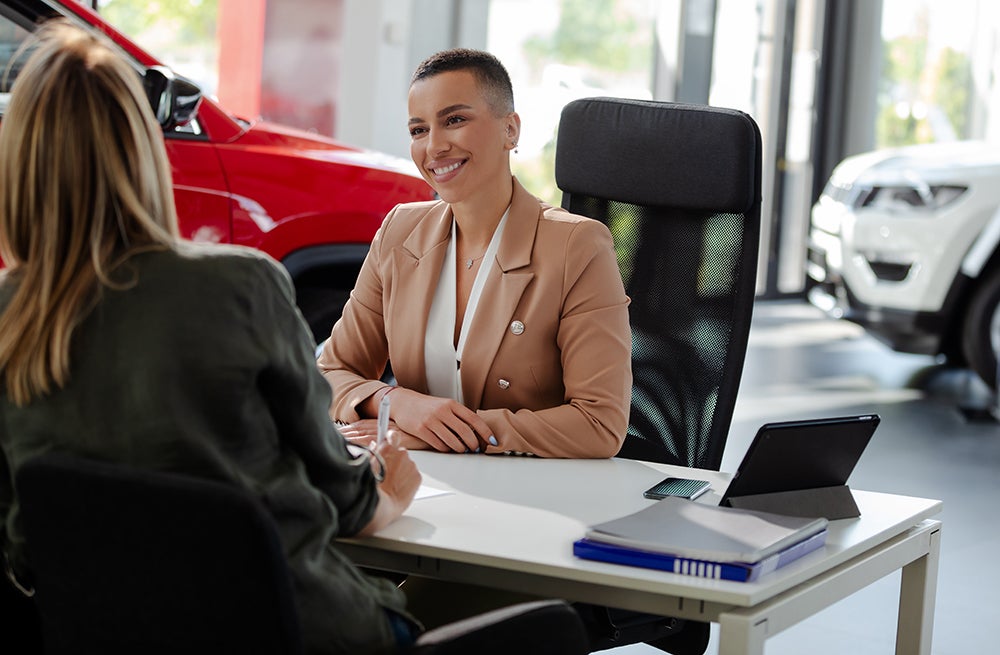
[474, 447, 481, 453]
[489, 436, 498, 446]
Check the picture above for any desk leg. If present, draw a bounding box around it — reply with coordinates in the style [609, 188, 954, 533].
[895, 525, 941, 655]
[717, 613, 767, 655]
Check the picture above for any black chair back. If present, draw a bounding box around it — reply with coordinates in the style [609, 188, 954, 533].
[15, 453, 303, 655]
[15, 453, 591, 655]
[556, 97, 762, 469]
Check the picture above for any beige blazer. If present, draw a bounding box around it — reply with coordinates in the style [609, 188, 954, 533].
[319, 179, 631, 458]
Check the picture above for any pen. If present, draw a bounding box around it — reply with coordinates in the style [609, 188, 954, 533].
[376, 391, 391, 447]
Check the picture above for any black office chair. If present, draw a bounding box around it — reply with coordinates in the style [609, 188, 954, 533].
[15, 453, 588, 655]
[555, 97, 763, 654]
[1, 568, 42, 652]
[556, 97, 762, 471]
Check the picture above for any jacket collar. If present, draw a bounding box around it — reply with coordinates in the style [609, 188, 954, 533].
[495, 178, 540, 272]
[399, 177, 540, 266]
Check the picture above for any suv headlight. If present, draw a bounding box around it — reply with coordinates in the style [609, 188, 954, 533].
[856, 184, 967, 211]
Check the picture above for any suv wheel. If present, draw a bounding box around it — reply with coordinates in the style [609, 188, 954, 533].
[962, 267, 1000, 388]
[295, 286, 351, 345]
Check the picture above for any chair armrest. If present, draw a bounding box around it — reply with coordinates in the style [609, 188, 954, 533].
[410, 599, 588, 655]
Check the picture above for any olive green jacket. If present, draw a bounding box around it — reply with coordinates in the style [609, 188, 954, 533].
[0, 243, 406, 654]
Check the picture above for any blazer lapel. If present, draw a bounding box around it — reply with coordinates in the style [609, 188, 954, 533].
[461, 180, 539, 408]
[387, 204, 452, 394]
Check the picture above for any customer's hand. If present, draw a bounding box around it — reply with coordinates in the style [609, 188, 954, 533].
[388, 388, 493, 453]
[374, 436, 421, 506]
[358, 436, 422, 536]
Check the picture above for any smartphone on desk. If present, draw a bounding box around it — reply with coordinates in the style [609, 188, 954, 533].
[643, 476, 711, 500]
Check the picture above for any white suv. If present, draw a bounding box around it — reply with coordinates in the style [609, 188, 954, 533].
[808, 140, 1000, 387]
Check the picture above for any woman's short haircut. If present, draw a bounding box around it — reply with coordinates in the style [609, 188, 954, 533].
[411, 48, 514, 116]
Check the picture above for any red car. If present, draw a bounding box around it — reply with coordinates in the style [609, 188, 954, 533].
[0, 0, 434, 341]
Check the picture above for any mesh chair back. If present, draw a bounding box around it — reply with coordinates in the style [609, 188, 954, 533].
[16, 453, 302, 655]
[556, 98, 761, 469]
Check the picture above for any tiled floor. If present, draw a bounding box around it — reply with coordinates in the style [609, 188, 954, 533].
[608, 299, 999, 654]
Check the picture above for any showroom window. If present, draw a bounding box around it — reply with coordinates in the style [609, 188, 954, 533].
[96, 0, 220, 97]
[877, 0, 984, 148]
[487, 0, 657, 205]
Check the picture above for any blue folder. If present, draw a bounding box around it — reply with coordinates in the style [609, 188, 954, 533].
[573, 529, 827, 582]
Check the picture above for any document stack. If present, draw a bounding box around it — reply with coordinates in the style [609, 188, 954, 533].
[573, 496, 828, 582]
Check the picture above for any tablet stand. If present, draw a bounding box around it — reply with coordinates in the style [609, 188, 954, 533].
[724, 484, 860, 520]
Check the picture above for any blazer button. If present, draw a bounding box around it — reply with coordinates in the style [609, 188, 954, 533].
[510, 320, 525, 335]
[498, 379, 510, 390]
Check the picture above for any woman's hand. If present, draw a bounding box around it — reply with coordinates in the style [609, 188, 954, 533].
[386, 388, 493, 453]
[339, 419, 381, 448]
[358, 436, 422, 536]
[340, 419, 434, 451]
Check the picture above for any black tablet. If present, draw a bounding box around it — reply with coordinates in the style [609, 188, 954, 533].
[719, 414, 880, 507]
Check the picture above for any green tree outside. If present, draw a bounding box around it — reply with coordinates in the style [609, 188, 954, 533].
[522, 0, 650, 73]
[876, 25, 972, 148]
[933, 47, 971, 139]
[513, 0, 653, 205]
[97, 0, 218, 46]
[96, 0, 218, 91]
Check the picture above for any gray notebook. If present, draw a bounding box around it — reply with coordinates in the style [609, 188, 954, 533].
[585, 496, 828, 563]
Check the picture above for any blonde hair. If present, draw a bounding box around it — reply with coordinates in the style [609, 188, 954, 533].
[0, 20, 180, 406]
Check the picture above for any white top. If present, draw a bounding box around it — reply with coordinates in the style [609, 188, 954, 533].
[424, 208, 510, 402]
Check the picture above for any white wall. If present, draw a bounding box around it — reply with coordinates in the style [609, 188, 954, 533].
[337, 0, 489, 158]
[337, 0, 414, 157]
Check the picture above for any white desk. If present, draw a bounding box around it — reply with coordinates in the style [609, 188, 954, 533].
[339, 452, 941, 655]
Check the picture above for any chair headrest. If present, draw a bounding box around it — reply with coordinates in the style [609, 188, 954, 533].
[555, 97, 761, 213]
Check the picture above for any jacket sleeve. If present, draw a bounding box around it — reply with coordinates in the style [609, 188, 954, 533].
[479, 220, 632, 458]
[252, 257, 380, 536]
[317, 207, 397, 422]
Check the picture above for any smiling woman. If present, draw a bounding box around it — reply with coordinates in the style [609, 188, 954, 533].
[317, 48, 632, 460]
[314, 47, 634, 645]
